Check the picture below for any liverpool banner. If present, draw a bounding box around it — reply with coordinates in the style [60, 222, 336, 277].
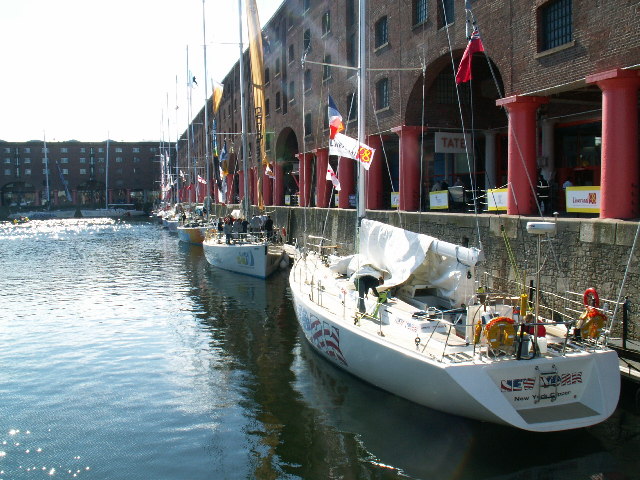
[329, 132, 375, 171]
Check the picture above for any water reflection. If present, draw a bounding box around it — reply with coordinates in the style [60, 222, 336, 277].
[178, 240, 638, 479]
[292, 339, 637, 480]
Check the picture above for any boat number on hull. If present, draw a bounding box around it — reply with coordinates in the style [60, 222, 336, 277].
[297, 305, 348, 367]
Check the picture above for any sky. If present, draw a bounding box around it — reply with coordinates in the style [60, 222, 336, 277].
[0, 0, 284, 143]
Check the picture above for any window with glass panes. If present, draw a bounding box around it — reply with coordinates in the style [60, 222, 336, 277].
[346, 93, 357, 121]
[323, 55, 332, 80]
[375, 16, 388, 48]
[303, 29, 311, 52]
[540, 0, 572, 50]
[438, 0, 454, 28]
[414, 0, 427, 25]
[322, 11, 331, 35]
[376, 78, 389, 110]
[304, 69, 312, 91]
[304, 113, 312, 136]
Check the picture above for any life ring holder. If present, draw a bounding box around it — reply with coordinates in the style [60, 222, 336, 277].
[583, 288, 600, 308]
[483, 317, 516, 349]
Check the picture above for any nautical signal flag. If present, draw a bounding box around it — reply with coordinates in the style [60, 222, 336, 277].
[328, 95, 344, 139]
[326, 164, 341, 191]
[211, 80, 224, 114]
[329, 132, 375, 171]
[265, 163, 275, 179]
[455, 27, 484, 84]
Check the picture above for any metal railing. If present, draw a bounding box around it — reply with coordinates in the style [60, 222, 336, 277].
[293, 259, 594, 364]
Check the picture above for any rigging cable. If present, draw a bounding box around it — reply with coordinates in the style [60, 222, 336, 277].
[441, 0, 482, 252]
[608, 221, 640, 334]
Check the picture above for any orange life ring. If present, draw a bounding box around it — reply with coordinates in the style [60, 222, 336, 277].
[484, 316, 516, 349]
[583, 288, 600, 308]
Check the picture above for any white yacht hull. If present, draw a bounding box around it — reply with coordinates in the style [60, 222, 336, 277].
[202, 238, 284, 279]
[81, 208, 146, 218]
[289, 256, 620, 432]
[177, 226, 207, 245]
[164, 219, 179, 232]
[9, 210, 76, 220]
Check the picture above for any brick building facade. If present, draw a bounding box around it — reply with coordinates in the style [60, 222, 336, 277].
[183, 0, 639, 219]
[0, 140, 163, 210]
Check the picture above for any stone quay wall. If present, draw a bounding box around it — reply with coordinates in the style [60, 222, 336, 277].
[212, 205, 639, 342]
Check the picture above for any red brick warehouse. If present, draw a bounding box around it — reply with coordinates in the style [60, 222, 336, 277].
[182, 0, 640, 219]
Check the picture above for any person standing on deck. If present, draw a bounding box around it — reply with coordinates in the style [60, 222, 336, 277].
[354, 274, 383, 314]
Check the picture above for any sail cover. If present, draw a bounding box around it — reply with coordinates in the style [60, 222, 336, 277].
[358, 219, 481, 307]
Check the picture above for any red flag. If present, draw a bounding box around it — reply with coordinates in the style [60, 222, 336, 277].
[455, 28, 484, 84]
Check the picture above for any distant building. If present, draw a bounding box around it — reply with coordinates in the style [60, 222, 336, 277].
[0, 140, 164, 209]
[185, 0, 639, 219]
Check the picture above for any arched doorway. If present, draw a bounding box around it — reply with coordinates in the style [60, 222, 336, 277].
[275, 127, 299, 205]
[403, 53, 504, 209]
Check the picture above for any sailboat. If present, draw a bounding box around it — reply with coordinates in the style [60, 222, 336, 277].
[201, 0, 285, 278]
[288, 0, 620, 432]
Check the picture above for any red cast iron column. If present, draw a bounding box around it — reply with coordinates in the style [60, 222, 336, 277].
[587, 69, 640, 219]
[495, 95, 548, 215]
[338, 157, 355, 209]
[273, 162, 284, 206]
[262, 167, 273, 206]
[296, 153, 312, 207]
[314, 147, 330, 208]
[392, 125, 424, 211]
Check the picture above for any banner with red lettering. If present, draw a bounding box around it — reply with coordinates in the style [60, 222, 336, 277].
[329, 132, 375, 171]
[566, 186, 600, 213]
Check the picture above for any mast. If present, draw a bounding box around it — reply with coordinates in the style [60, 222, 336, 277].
[105, 136, 109, 209]
[238, 0, 250, 216]
[202, 0, 210, 218]
[43, 132, 50, 209]
[186, 45, 193, 205]
[356, 0, 367, 223]
[175, 75, 180, 206]
[165, 91, 171, 206]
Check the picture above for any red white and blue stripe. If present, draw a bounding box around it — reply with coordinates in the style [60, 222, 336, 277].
[328, 95, 344, 139]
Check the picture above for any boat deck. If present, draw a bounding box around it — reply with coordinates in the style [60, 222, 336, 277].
[292, 254, 602, 366]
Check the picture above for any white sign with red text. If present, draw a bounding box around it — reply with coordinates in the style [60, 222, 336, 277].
[566, 186, 600, 213]
[434, 132, 472, 154]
